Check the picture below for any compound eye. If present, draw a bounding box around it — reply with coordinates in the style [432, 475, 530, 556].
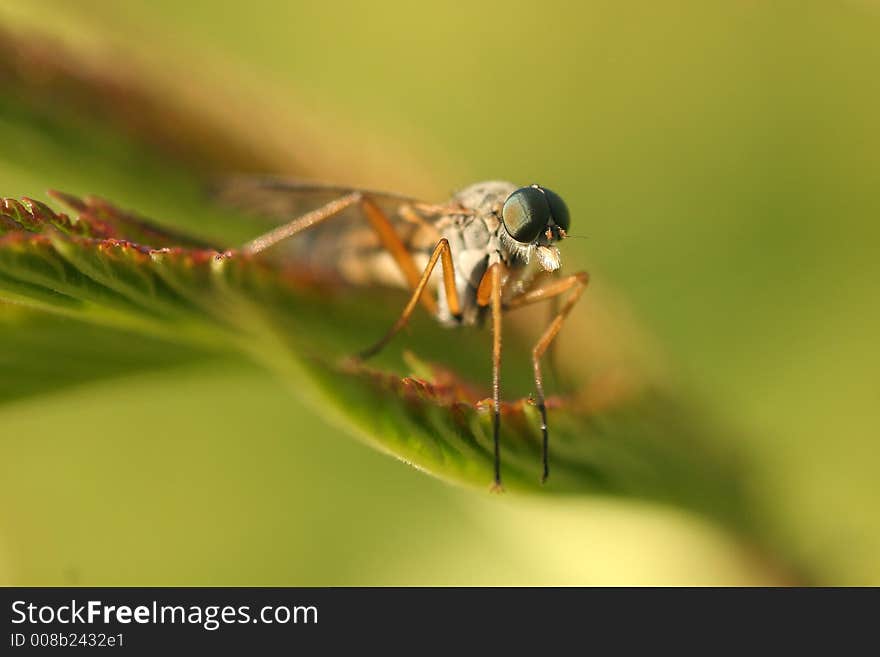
[501, 186, 549, 243]
[542, 187, 570, 232]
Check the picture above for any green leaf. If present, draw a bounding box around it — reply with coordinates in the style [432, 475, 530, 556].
[0, 24, 810, 581]
[0, 303, 225, 403]
[0, 191, 797, 579]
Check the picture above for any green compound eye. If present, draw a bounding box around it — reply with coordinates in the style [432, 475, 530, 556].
[542, 187, 570, 232]
[501, 186, 550, 243]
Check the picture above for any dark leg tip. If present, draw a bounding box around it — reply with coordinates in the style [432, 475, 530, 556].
[353, 343, 380, 363]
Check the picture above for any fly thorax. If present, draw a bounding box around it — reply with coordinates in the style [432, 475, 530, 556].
[435, 181, 521, 325]
[451, 181, 518, 214]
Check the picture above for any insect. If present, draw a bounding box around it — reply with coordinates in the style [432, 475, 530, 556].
[219, 178, 589, 489]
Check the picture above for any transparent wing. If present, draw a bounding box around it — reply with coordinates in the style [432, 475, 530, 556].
[214, 175, 424, 222]
[213, 175, 442, 286]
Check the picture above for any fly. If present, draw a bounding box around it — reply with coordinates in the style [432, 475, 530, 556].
[219, 178, 589, 490]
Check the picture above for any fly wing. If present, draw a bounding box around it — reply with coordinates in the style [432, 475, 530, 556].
[215, 176, 422, 220]
[214, 176, 442, 287]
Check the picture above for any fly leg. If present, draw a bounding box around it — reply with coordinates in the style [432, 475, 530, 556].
[505, 271, 590, 483]
[545, 271, 562, 388]
[242, 193, 439, 314]
[476, 262, 506, 491]
[354, 238, 461, 360]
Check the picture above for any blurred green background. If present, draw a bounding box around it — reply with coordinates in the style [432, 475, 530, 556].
[1, 0, 878, 584]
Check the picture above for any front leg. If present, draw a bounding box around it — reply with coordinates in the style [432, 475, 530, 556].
[476, 262, 506, 491]
[505, 271, 590, 483]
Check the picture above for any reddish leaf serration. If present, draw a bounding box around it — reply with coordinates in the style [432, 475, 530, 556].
[0, 194, 216, 264]
[0, 193, 336, 297]
[341, 358, 567, 416]
[50, 190, 219, 248]
[1, 192, 216, 247]
[1, 195, 112, 238]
